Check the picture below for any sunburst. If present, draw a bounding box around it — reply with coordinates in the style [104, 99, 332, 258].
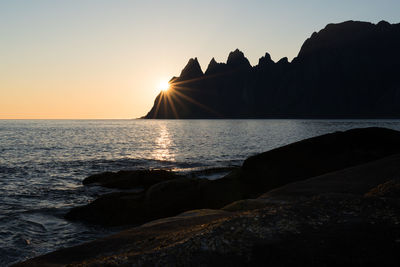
[153, 76, 223, 118]
[158, 80, 170, 92]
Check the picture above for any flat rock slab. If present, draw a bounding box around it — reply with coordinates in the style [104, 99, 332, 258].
[16, 194, 400, 266]
[260, 154, 400, 200]
[240, 127, 400, 195]
[17, 153, 400, 266]
[14, 210, 234, 267]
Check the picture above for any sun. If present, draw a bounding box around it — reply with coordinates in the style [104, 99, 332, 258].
[158, 80, 170, 92]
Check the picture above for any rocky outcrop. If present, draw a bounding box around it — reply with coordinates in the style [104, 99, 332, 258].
[82, 169, 180, 190]
[258, 153, 400, 201]
[16, 143, 400, 266]
[239, 127, 400, 195]
[64, 176, 244, 226]
[65, 127, 400, 227]
[144, 20, 400, 119]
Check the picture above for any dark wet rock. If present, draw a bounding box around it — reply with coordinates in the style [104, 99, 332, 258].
[17, 209, 234, 267]
[141, 209, 231, 228]
[365, 178, 400, 198]
[17, 177, 400, 266]
[240, 127, 400, 196]
[188, 166, 238, 179]
[64, 191, 147, 226]
[221, 198, 272, 212]
[82, 169, 180, 190]
[66, 177, 211, 227]
[66, 127, 400, 227]
[259, 154, 400, 201]
[65, 176, 243, 227]
[19, 127, 400, 265]
[145, 178, 207, 219]
[199, 174, 245, 208]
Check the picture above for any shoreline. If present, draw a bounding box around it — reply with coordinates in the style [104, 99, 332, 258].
[14, 127, 400, 266]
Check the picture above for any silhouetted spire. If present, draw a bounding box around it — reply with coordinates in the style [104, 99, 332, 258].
[227, 49, 251, 69]
[179, 57, 203, 80]
[209, 57, 217, 66]
[258, 52, 274, 67]
[205, 57, 227, 75]
[143, 20, 400, 119]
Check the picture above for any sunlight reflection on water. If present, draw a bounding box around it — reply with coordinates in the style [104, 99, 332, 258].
[152, 123, 175, 162]
[2, 119, 400, 265]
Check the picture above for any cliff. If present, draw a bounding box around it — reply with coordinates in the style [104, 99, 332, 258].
[144, 20, 400, 119]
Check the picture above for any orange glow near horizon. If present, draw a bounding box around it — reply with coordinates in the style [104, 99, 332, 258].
[3, 2, 395, 119]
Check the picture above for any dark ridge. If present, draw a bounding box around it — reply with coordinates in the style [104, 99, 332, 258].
[226, 48, 252, 69]
[143, 20, 400, 119]
[178, 57, 203, 80]
[257, 52, 274, 67]
[205, 58, 227, 75]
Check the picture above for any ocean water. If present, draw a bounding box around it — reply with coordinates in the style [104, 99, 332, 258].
[1, 119, 400, 265]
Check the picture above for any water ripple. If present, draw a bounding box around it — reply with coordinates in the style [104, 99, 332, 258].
[1, 119, 400, 265]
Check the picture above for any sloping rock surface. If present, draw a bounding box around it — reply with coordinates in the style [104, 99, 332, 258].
[65, 127, 400, 226]
[16, 154, 400, 266]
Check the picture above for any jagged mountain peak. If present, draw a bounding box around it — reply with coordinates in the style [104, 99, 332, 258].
[296, 20, 390, 59]
[144, 20, 400, 119]
[227, 49, 251, 69]
[258, 52, 274, 66]
[205, 57, 227, 75]
[179, 57, 203, 79]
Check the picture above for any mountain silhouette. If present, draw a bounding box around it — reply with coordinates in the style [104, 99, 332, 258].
[144, 20, 400, 119]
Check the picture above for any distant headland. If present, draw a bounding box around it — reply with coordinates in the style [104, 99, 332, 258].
[143, 20, 400, 119]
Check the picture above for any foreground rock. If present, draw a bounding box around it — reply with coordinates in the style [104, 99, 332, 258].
[239, 127, 400, 196]
[66, 127, 400, 227]
[65, 176, 243, 226]
[16, 154, 400, 266]
[224, 153, 400, 212]
[259, 154, 400, 201]
[82, 169, 181, 190]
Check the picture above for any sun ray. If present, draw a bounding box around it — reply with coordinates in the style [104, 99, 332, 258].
[169, 90, 186, 110]
[171, 70, 236, 87]
[172, 88, 222, 117]
[153, 92, 163, 118]
[165, 92, 179, 119]
[162, 91, 168, 117]
[153, 71, 230, 118]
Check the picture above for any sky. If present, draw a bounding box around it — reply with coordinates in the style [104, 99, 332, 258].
[1, 0, 399, 119]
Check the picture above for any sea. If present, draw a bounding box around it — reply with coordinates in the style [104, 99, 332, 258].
[1, 119, 400, 265]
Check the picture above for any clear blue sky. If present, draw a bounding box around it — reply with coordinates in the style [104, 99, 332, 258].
[1, 0, 399, 118]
